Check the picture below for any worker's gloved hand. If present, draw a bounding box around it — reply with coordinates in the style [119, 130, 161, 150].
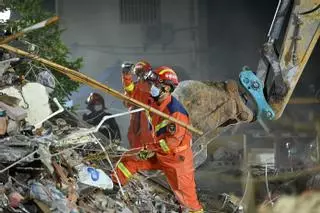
[137, 149, 155, 160]
[121, 62, 134, 74]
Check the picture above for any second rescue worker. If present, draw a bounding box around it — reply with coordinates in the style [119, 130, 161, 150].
[121, 61, 154, 149]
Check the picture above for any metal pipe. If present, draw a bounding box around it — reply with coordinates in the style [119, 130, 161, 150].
[268, 0, 283, 42]
[34, 97, 64, 129]
[60, 108, 146, 143]
[0, 150, 38, 174]
[0, 58, 19, 64]
[268, 0, 292, 41]
[94, 108, 144, 133]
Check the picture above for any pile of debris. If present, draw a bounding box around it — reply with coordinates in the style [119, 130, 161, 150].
[0, 52, 180, 213]
[2, 44, 320, 213]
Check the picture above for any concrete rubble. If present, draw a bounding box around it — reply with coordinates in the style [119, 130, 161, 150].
[0, 53, 180, 213]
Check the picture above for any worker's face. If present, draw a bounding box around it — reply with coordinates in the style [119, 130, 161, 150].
[150, 83, 170, 102]
[87, 103, 103, 112]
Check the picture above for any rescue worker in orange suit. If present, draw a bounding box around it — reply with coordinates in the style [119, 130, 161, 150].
[121, 61, 154, 149]
[113, 66, 203, 212]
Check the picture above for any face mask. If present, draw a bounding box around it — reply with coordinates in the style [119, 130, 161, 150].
[87, 103, 103, 112]
[150, 84, 161, 98]
[94, 104, 103, 112]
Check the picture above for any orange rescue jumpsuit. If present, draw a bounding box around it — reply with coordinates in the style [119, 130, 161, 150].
[122, 73, 154, 148]
[113, 95, 203, 212]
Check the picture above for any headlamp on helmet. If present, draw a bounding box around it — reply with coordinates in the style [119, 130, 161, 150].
[121, 62, 134, 74]
[143, 70, 158, 82]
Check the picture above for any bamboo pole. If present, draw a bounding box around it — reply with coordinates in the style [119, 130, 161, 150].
[0, 44, 204, 135]
[0, 16, 59, 45]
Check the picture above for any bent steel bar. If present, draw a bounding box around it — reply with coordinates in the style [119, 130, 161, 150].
[0, 16, 59, 45]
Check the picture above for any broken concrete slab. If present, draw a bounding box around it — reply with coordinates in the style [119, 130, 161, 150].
[0, 101, 27, 121]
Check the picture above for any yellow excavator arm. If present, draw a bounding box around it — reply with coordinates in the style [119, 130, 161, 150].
[271, 0, 319, 119]
[250, 0, 319, 120]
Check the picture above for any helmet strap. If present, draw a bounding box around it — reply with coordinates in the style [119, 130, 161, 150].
[169, 85, 175, 93]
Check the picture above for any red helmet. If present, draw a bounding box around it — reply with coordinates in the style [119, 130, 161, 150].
[133, 60, 152, 76]
[86, 92, 105, 109]
[153, 66, 179, 87]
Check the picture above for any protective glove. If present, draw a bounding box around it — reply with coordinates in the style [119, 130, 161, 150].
[137, 149, 155, 160]
[121, 62, 134, 74]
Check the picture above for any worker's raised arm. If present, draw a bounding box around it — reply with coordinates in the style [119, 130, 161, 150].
[121, 61, 152, 108]
[121, 62, 135, 95]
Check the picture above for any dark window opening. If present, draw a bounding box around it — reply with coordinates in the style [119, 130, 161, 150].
[120, 0, 161, 24]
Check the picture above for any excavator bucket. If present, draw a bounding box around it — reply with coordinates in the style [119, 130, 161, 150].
[173, 80, 254, 168]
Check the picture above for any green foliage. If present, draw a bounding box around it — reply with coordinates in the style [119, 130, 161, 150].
[1, 0, 83, 103]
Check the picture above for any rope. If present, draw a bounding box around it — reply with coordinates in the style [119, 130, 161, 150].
[265, 162, 274, 206]
[18, 86, 29, 109]
[238, 171, 250, 208]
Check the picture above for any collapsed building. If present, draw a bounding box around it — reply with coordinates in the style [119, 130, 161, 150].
[0, 48, 319, 213]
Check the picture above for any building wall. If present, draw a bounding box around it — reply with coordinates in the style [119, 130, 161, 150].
[57, 0, 206, 146]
